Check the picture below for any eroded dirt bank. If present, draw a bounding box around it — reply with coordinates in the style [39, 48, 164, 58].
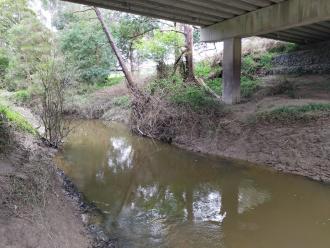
[174, 114, 330, 183]
[0, 131, 93, 248]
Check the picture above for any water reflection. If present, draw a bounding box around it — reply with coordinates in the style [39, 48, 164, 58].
[56, 121, 330, 248]
[108, 137, 134, 173]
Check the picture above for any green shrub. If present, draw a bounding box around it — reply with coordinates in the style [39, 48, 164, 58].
[0, 104, 36, 134]
[257, 103, 330, 122]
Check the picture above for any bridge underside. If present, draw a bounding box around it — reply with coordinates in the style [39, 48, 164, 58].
[63, 0, 330, 103]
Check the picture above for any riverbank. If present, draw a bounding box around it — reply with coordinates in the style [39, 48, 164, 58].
[0, 103, 117, 247]
[0, 129, 92, 247]
[133, 74, 330, 183]
[67, 74, 330, 183]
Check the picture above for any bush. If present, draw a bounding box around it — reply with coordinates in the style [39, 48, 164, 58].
[149, 75, 222, 110]
[0, 104, 36, 134]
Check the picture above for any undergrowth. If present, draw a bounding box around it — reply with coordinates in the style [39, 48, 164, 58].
[148, 75, 223, 110]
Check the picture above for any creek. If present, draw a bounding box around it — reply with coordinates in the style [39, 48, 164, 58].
[56, 120, 330, 248]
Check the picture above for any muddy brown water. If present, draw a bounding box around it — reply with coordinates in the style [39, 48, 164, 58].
[56, 120, 330, 248]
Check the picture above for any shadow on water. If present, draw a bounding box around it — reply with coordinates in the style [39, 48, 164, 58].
[56, 120, 330, 248]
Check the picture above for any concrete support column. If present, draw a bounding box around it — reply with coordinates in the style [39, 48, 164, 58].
[222, 37, 241, 104]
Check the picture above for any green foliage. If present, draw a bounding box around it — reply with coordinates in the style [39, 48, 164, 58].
[149, 75, 222, 109]
[1, 0, 52, 91]
[0, 47, 9, 76]
[242, 55, 258, 75]
[257, 103, 330, 122]
[60, 17, 116, 84]
[241, 76, 260, 98]
[0, 0, 35, 36]
[0, 104, 36, 134]
[259, 52, 273, 70]
[136, 29, 184, 63]
[242, 52, 274, 74]
[112, 13, 157, 60]
[99, 75, 124, 88]
[112, 95, 131, 108]
[195, 61, 212, 78]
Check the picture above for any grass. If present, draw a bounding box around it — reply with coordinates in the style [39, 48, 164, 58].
[0, 104, 36, 134]
[112, 95, 131, 108]
[12, 89, 31, 103]
[257, 103, 330, 122]
[241, 76, 260, 98]
[97, 74, 124, 89]
[75, 75, 124, 96]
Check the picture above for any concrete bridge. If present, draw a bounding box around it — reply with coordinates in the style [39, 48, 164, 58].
[64, 0, 330, 104]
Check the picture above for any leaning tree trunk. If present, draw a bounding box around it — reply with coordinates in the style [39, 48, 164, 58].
[94, 7, 139, 95]
[183, 24, 196, 83]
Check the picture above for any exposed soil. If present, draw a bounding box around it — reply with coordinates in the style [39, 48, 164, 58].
[0, 132, 92, 248]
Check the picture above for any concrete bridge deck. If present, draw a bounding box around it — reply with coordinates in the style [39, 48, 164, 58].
[63, 0, 330, 103]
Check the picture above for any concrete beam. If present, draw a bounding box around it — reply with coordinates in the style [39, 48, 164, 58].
[201, 0, 330, 42]
[222, 38, 241, 104]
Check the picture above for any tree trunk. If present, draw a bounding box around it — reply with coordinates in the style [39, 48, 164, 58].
[94, 7, 138, 94]
[129, 44, 135, 75]
[183, 24, 196, 82]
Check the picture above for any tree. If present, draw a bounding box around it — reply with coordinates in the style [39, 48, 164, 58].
[55, 4, 117, 85]
[5, 17, 52, 88]
[113, 13, 157, 74]
[94, 7, 139, 95]
[136, 29, 184, 78]
[183, 24, 196, 82]
[0, 0, 34, 39]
